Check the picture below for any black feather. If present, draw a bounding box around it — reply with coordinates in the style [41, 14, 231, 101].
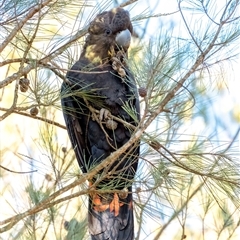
[61, 8, 139, 240]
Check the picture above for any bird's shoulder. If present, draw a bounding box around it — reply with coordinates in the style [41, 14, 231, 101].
[66, 58, 133, 94]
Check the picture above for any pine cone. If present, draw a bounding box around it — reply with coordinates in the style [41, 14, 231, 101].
[20, 85, 28, 92]
[45, 174, 52, 182]
[62, 147, 67, 153]
[118, 188, 128, 199]
[19, 78, 30, 92]
[138, 87, 147, 97]
[135, 187, 141, 193]
[30, 107, 39, 116]
[105, 119, 118, 130]
[149, 140, 161, 150]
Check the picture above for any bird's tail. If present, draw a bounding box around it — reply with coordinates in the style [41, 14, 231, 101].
[88, 187, 134, 240]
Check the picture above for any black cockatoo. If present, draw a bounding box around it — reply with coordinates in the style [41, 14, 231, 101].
[61, 7, 140, 240]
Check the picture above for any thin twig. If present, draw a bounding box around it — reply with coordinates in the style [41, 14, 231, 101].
[0, 27, 88, 89]
[0, 107, 66, 129]
[153, 181, 206, 240]
[0, 0, 54, 53]
[0, 165, 37, 174]
[120, 0, 138, 8]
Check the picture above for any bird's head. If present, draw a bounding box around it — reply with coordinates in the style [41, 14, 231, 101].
[81, 8, 133, 64]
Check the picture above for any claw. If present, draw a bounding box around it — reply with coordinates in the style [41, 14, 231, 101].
[99, 108, 110, 121]
[92, 193, 124, 216]
[90, 183, 126, 217]
[92, 194, 110, 212]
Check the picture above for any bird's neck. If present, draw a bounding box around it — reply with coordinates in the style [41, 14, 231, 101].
[81, 44, 113, 65]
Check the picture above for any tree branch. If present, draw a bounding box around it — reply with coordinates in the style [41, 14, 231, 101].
[0, 0, 54, 53]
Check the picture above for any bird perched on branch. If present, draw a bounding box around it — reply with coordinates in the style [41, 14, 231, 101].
[61, 7, 140, 240]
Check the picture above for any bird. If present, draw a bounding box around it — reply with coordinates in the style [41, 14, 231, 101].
[61, 7, 140, 240]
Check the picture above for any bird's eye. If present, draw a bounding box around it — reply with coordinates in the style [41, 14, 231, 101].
[105, 29, 112, 35]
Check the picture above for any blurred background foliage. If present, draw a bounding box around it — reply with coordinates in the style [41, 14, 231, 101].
[0, 0, 239, 239]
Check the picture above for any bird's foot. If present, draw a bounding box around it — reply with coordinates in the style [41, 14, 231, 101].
[109, 193, 124, 216]
[99, 108, 110, 121]
[99, 108, 118, 130]
[89, 182, 129, 216]
[92, 193, 124, 217]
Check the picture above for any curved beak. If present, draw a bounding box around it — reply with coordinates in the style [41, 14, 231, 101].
[115, 29, 131, 49]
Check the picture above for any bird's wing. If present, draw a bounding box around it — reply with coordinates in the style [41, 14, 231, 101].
[61, 82, 90, 173]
